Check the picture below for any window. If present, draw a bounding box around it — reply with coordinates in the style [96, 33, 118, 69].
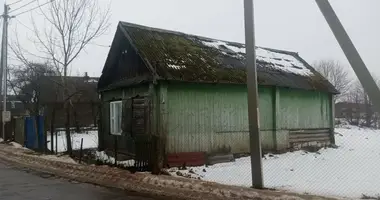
[110, 101, 122, 135]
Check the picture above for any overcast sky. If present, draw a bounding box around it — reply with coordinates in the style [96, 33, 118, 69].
[1, 0, 380, 78]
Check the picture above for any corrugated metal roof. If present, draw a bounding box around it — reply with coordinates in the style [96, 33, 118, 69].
[115, 21, 338, 93]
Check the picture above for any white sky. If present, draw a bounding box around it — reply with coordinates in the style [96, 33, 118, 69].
[1, 0, 380, 79]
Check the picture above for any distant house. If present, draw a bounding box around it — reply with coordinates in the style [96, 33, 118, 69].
[97, 22, 338, 166]
[0, 95, 27, 117]
[20, 73, 100, 130]
[335, 102, 377, 126]
[335, 102, 367, 119]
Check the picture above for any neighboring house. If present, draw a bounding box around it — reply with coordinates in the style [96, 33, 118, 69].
[97, 22, 338, 166]
[0, 95, 27, 117]
[20, 73, 100, 130]
[335, 102, 376, 126]
[335, 102, 367, 119]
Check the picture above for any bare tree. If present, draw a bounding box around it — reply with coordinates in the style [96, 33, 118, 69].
[8, 62, 58, 115]
[11, 0, 110, 154]
[25, 0, 109, 154]
[345, 80, 379, 127]
[314, 60, 352, 102]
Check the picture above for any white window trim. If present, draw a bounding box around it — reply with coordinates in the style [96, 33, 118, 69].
[110, 101, 122, 135]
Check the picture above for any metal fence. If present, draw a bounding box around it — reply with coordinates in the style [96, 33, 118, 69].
[162, 118, 380, 199]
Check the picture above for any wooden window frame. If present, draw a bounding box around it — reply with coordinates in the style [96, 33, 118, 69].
[110, 100, 122, 135]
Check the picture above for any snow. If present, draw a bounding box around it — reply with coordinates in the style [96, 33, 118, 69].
[168, 64, 186, 69]
[47, 130, 98, 153]
[85, 79, 98, 83]
[8, 141, 77, 164]
[201, 40, 313, 76]
[38, 154, 78, 164]
[10, 142, 24, 149]
[169, 125, 380, 199]
[95, 151, 135, 167]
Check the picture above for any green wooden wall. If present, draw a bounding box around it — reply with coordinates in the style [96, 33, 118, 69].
[165, 83, 332, 154]
[278, 88, 331, 129]
[98, 82, 333, 154]
[166, 83, 274, 153]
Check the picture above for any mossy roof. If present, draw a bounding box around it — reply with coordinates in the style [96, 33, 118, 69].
[112, 21, 338, 93]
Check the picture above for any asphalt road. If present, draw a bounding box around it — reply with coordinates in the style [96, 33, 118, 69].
[0, 162, 155, 200]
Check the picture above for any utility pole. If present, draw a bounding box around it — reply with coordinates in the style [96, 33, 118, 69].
[316, 0, 380, 113]
[0, 4, 10, 140]
[244, 0, 263, 189]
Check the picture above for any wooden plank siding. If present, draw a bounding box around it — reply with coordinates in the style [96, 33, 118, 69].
[99, 85, 151, 153]
[99, 82, 334, 155]
[166, 83, 274, 154]
[165, 82, 333, 154]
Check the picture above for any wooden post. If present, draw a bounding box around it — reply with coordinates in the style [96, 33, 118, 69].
[114, 135, 118, 167]
[272, 87, 280, 151]
[44, 125, 48, 154]
[50, 108, 55, 154]
[55, 131, 58, 154]
[79, 138, 84, 164]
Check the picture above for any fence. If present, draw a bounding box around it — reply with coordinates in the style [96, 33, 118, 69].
[134, 134, 159, 172]
[11, 116, 46, 151]
[107, 134, 159, 173]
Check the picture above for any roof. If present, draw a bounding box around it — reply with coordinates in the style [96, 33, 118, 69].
[101, 21, 338, 93]
[20, 76, 100, 103]
[335, 102, 372, 112]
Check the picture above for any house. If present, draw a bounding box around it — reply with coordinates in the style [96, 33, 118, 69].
[1, 95, 27, 117]
[19, 73, 100, 130]
[335, 102, 367, 119]
[335, 101, 377, 126]
[97, 22, 338, 167]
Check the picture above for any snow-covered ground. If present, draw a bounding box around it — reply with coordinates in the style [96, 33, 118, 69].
[169, 125, 380, 199]
[47, 130, 98, 153]
[9, 141, 77, 164]
[95, 151, 135, 167]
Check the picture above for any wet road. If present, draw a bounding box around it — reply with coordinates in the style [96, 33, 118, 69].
[0, 162, 155, 200]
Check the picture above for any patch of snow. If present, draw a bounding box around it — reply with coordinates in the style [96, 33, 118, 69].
[95, 151, 135, 167]
[170, 126, 380, 199]
[168, 64, 186, 69]
[31, 90, 37, 103]
[85, 79, 98, 83]
[38, 154, 77, 164]
[10, 141, 24, 149]
[0, 138, 3, 142]
[201, 40, 313, 76]
[47, 130, 98, 153]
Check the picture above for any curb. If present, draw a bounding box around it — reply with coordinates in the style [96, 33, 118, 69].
[0, 145, 335, 200]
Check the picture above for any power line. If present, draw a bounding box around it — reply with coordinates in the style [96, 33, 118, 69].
[13, 17, 33, 32]
[12, 0, 54, 17]
[9, 0, 37, 14]
[8, 0, 25, 6]
[89, 43, 111, 48]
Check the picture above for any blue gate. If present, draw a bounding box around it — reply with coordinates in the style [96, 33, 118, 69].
[24, 116, 45, 150]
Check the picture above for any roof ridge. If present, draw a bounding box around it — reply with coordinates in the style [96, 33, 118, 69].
[119, 21, 299, 56]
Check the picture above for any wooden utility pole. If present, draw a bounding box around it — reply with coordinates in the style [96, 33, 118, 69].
[0, 4, 10, 140]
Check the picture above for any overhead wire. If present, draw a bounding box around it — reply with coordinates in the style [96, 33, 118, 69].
[12, 0, 54, 17]
[13, 17, 33, 32]
[9, 0, 38, 14]
[8, 0, 24, 6]
[89, 43, 111, 48]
